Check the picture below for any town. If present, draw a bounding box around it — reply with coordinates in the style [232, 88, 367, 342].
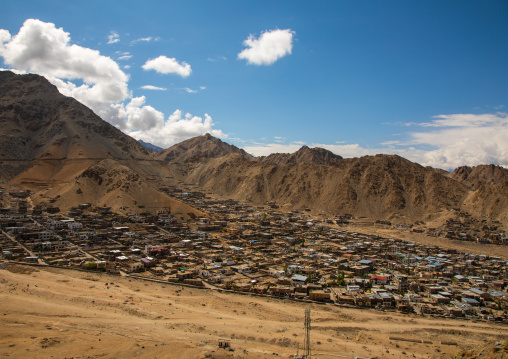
[1, 186, 507, 325]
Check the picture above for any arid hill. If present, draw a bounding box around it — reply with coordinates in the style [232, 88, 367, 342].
[258, 145, 343, 165]
[0, 71, 202, 219]
[0, 71, 151, 182]
[156, 133, 251, 163]
[167, 143, 469, 223]
[451, 164, 508, 225]
[1, 71, 508, 226]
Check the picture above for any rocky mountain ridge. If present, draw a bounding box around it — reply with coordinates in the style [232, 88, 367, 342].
[1, 71, 508, 226]
[0, 71, 202, 220]
[257, 145, 343, 165]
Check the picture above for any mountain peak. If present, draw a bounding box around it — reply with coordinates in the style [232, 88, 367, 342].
[156, 134, 251, 162]
[452, 164, 508, 188]
[0, 70, 150, 181]
[260, 146, 343, 165]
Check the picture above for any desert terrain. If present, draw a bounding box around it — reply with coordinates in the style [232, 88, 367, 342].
[1, 263, 506, 359]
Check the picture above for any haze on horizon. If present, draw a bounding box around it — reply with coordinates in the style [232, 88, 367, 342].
[1, 1, 507, 171]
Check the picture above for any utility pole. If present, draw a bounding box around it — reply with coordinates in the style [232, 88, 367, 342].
[303, 308, 311, 358]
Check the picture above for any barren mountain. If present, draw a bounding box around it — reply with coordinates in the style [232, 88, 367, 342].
[452, 164, 508, 189]
[2, 71, 508, 225]
[170, 140, 469, 223]
[0, 71, 154, 184]
[0, 71, 202, 218]
[452, 165, 508, 224]
[156, 133, 251, 163]
[258, 145, 343, 165]
[30, 159, 204, 220]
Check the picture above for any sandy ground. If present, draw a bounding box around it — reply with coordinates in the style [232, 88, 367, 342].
[1, 263, 506, 359]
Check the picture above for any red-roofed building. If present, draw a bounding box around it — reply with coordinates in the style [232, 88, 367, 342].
[370, 275, 389, 285]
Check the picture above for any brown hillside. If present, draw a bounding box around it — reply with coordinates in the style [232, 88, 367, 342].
[452, 164, 508, 189]
[258, 145, 343, 165]
[156, 133, 251, 162]
[170, 149, 469, 224]
[452, 165, 508, 224]
[0, 70, 151, 183]
[30, 159, 204, 220]
[2, 71, 508, 226]
[0, 71, 199, 217]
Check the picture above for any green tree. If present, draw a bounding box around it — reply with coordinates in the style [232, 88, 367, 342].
[337, 271, 345, 286]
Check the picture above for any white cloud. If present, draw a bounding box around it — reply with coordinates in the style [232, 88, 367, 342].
[107, 31, 120, 44]
[141, 85, 166, 91]
[117, 54, 132, 61]
[142, 55, 191, 77]
[243, 143, 303, 156]
[238, 29, 294, 66]
[406, 113, 508, 169]
[0, 29, 11, 44]
[0, 19, 129, 113]
[185, 87, 197, 93]
[128, 110, 226, 148]
[380, 140, 400, 146]
[131, 36, 159, 45]
[114, 96, 165, 131]
[0, 19, 226, 149]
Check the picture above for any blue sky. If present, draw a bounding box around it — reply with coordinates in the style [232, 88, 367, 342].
[1, 0, 507, 170]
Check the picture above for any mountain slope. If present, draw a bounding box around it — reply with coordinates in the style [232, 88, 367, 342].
[168, 144, 469, 223]
[139, 140, 163, 152]
[31, 159, 204, 220]
[156, 133, 252, 163]
[452, 165, 508, 224]
[2, 71, 508, 226]
[0, 71, 203, 218]
[258, 146, 343, 165]
[0, 71, 151, 183]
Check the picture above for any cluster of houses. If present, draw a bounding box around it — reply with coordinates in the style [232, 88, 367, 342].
[1, 188, 507, 323]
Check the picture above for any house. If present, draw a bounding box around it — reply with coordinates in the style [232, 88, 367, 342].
[269, 268, 285, 278]
[291, 274, 308, 287]
[269, 286, 293, 296]
[309, 291, 331, 302]
[231, 264, 251, 274]
[370, 275, 389, 285]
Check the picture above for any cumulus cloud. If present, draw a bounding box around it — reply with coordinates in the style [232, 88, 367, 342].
[127, 109, 226, 148]
[0, 29, 11, 44]
[141, 85, 166, 91]
[113, 96, 164, 131]
[407, 113, 508, 169]
[142, 55, 192, 77]
[243, 112, 508, 170]
[107, 31, 120, 44]
[0, 19, 225, 149]
[0, 19, 129, 114]
[238, 29, 294, 65]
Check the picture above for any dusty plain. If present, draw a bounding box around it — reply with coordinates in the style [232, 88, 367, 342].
[1, 263, 507, 359]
